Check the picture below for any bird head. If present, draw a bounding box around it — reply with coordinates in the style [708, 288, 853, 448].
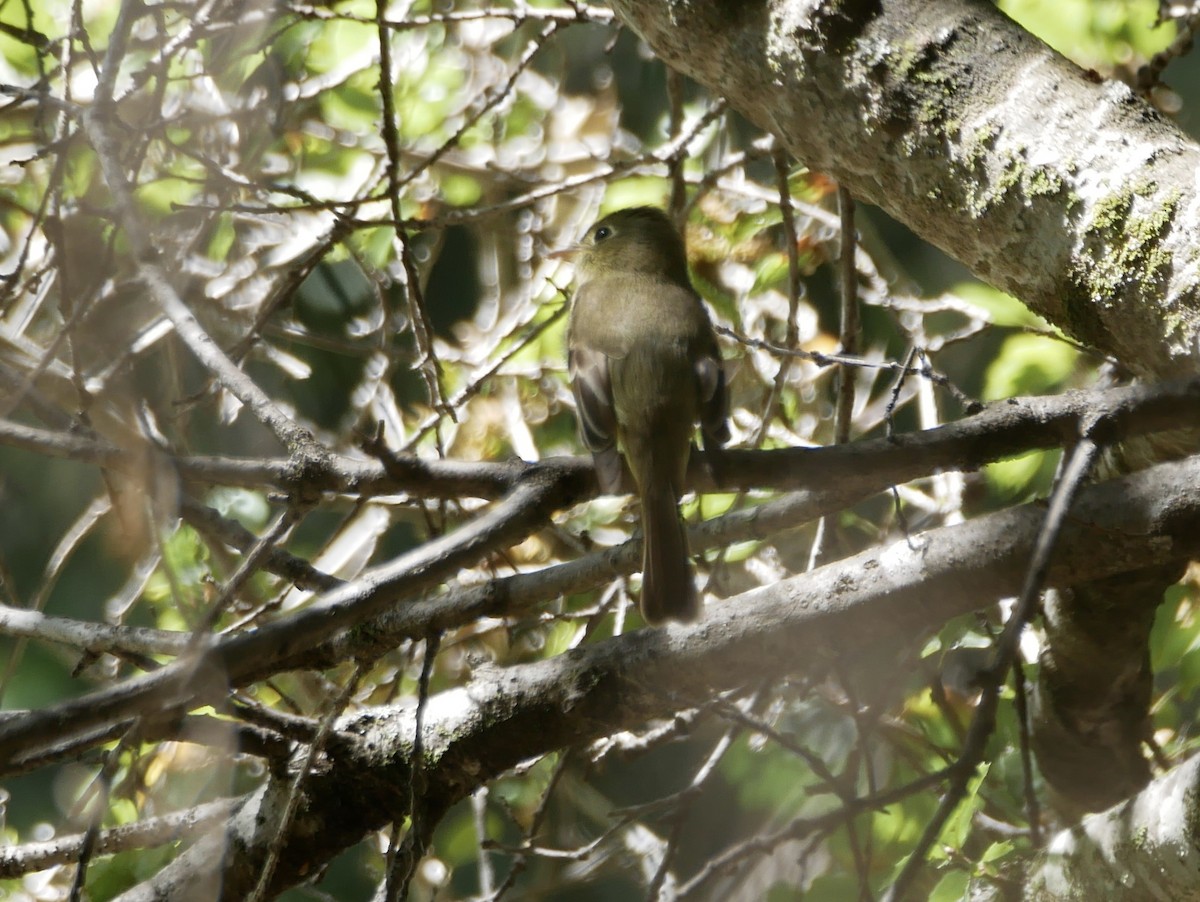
[554, 207, 690, 284]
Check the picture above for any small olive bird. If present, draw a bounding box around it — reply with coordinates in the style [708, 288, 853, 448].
[563, 207, 729, 624]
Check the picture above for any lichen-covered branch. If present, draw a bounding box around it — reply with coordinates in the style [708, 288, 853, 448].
[610, 0, 1200, 378]
[1032, 563, 1187, 813]
[115, 456, 1200, 898]
[1022, 751, 1200, 900]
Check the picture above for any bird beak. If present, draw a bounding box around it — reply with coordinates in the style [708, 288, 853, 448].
[547, 244, 583, 261]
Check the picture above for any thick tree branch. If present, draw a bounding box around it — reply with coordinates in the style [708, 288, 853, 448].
[2, 377, 1199, 771]
[610, 0, 1200, 378]
[1022, 751, 1200, 899]
[112, 455, 1200, 899]
[3, 376, 1199, 500]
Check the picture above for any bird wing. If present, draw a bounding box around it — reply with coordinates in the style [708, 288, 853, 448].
[695, 344, 730, 450]
[568, 344, 615, 452]
[568, 344, 624, 493]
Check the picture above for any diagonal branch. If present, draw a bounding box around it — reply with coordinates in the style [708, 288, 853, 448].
[610, 0, 1200, 379]
[114, 455, 1200, 899]
[0, 467, 586, 771]
[3, 375, 1199, 500]
[79, 0, 319, 452]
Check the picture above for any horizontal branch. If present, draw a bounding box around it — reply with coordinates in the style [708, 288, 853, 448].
[1, 376, 1198, 768]
[129, 455, 1200, 898]
[2, 375, 1198, 500]
[0, 375, 1193, 681]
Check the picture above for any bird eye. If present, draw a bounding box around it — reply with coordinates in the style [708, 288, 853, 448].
[593, 225, 612, 242]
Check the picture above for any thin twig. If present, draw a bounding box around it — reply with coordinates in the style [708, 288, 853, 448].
[835, 185, 860, 444]
[752, 149, 806, 446]
[0, 798, 238, 878]
[246, 664, 365, 902]
[384, 632, 442, 901]
[490, 751, 574, 900]
[883, 436, 1100, 901]
[1011, 658, 1043, 846]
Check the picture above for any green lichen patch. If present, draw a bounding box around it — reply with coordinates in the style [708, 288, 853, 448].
[1062, 180, 1179, 347]
[863, 31, 964, 151]
[959, 131, 1068, 218]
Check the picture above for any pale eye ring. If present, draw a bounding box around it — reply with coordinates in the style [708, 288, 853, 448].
[593, 225, 612, 242]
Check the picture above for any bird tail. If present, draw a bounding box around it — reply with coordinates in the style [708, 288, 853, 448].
[640, 483, 698, 624]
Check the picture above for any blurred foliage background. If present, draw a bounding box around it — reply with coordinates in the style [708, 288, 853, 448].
[1, 0, 1199, 899]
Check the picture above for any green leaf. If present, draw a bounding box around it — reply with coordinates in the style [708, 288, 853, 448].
[952, 282, 1051, 330]
[1150, 585, 1194, 673]
[135, 177, 200, 216]
[752, 252, 791, 294]
[1000, 0, 1174, 69]
[982, 448, 1060, 500]
[602, 177, 670, 212]
[209, 488, 271, 530]
[440, 172, 482, 206]
[928, 868, 971, 902]
[981, 839, 1015, 863]
[940, 762, 989, 851]
[542, 620, 580, 659]
[982, 334, 1078, 401]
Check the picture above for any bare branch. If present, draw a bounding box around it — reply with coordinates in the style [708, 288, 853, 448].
[103, 454, 1200, 896]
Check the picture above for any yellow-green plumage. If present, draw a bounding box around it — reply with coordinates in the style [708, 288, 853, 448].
[565, 207, 728, 624]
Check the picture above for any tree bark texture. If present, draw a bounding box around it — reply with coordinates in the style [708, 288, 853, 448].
[1024, 751, 1200, 900]
[1032, 564, 1187, 814]
[117, 457, 1200, 898]
[609, 0, 1200, 379]
[609, 0, 1200, 813]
